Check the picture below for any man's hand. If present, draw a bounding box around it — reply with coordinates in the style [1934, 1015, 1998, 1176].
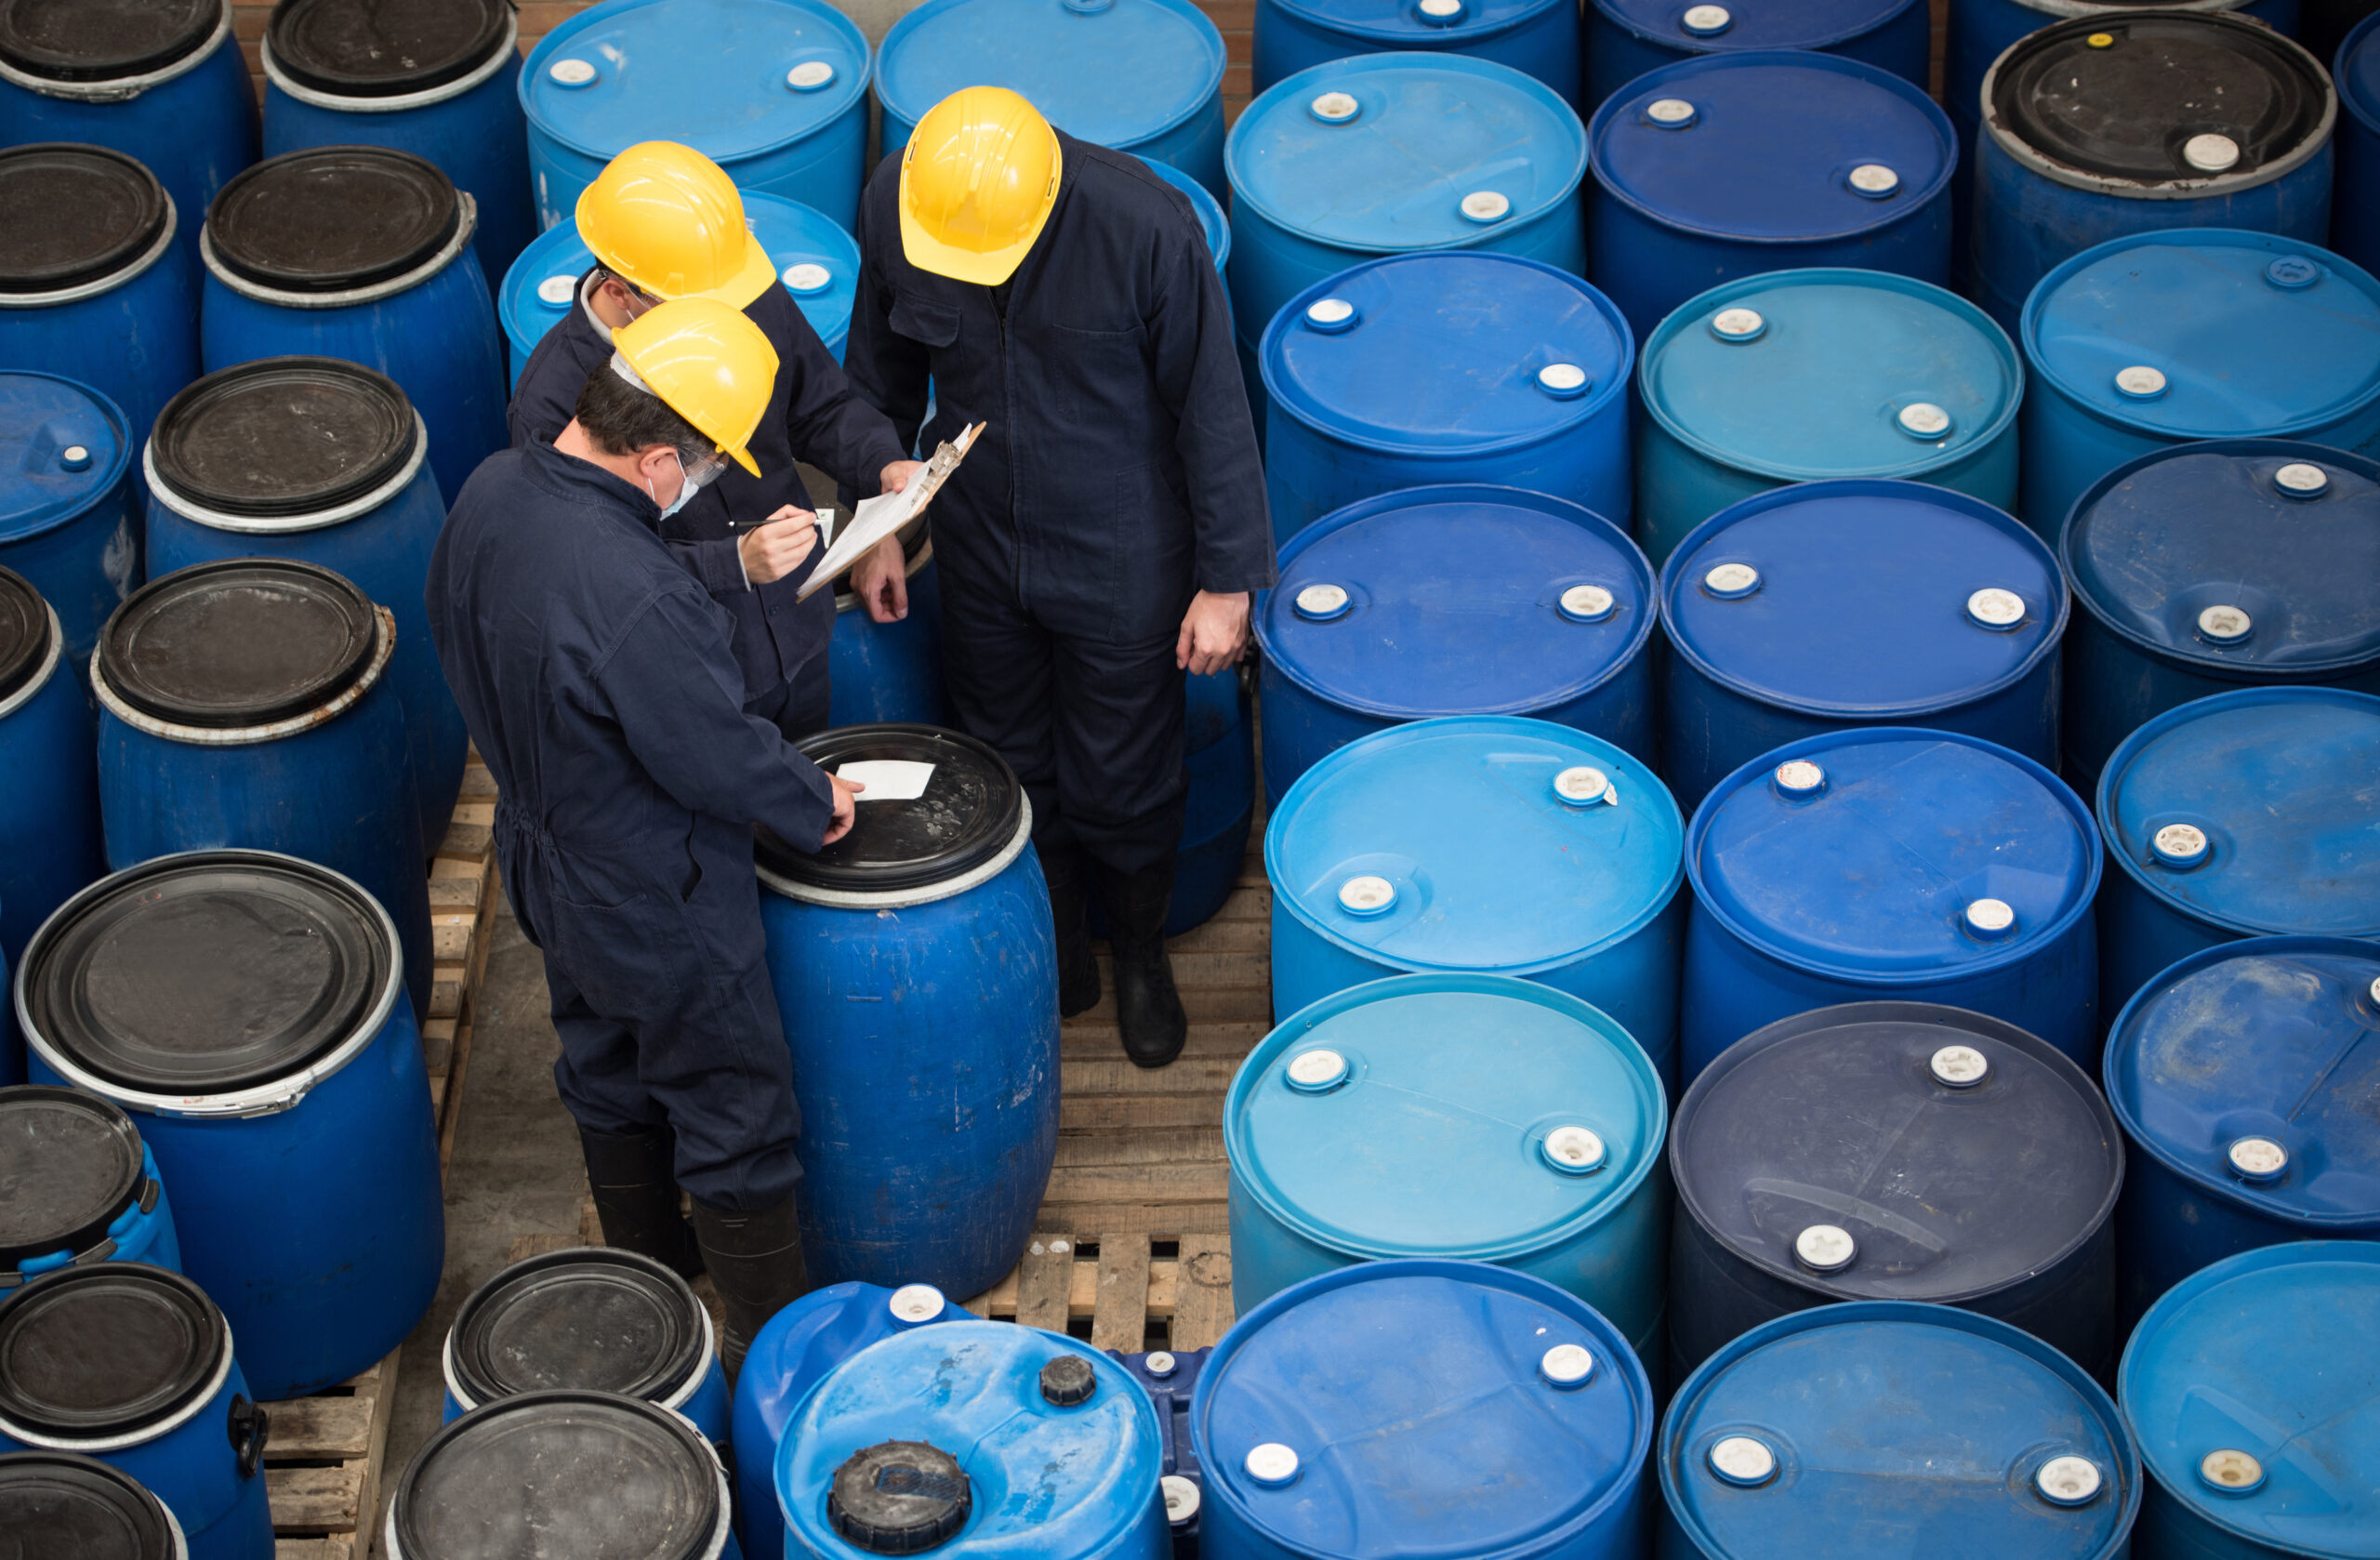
[738, 506, 817, 586]
[881, 458, 927, 501]
[1176, 590, 1251, 677]
[822, 774, 865, 845]
[851, 535, 909, 624]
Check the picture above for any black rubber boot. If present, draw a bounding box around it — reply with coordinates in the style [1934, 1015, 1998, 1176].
[691, 1195, 808, 1382]
[1101, 860, 1186, 1069]
[1041, 842, 1102, 1019]
[578, 1125, 703, 1279]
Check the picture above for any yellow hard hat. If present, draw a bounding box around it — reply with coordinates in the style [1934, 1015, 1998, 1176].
[899, 86, 1062, 286]
[576, 141, 777, 309]
[611, 297, 780, 477]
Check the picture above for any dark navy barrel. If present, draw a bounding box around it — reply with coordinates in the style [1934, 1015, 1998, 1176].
[2061, 441, 2380, 789]
[1265, 717, 1686, 1082]
[2120, 1242, 2380, 1560]
[1584, 0, 1928, 109]
[1192, 1261, 1652, 1560]
[1683, 728, 2103, 1077]
[1662, 1302, 2140, 1560]
[1258, 487, 1657, 804]
[2337, 11, 2380, 274]
[2021, 230, 2380, 534]
[260, 0, 536, 290]
[0, 1266, 272, 1560]
[0, 1086, 178, 1284]
[779, 1320, 1167, 1560]
[0, 1450, 189, 1560]
[1634, 270, 2023, 568]
[1658, 479, 2067, 810]
[1973, 13, 2337, 335]
[1670, 1002, 2122, 1385]
[2104, 937, 2380, 1331]
[1256, 0, 1581, 109]
[827, 534, 945, 726]
[1226, 974, 1669, 1363]
[2095, 686, 2380, 1016]
[0, 375, 140, 667]
[198, 146, 505, 508]
[0, 146, 199, 464]
[19, 851, 445, 1400]
[142, 358, 466, 854]
[1107, 1348, 1205, 1559]
[730, 1281, 955, 1560]
[756, 726, 1058, 1302]
[520, 0, 872, 233]
[1259, 255, 1633, 543]
[1586, 51, 1955, 343]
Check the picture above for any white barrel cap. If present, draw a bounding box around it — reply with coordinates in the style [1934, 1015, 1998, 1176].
[1964, 898, 2016, 938]
[1703, 562, 1760, 598]
[1773, 758, 1826, 798]
[1708, 1435, 1777, 1487]
[1559, 584, 1615, 622]
[1143, 1351, 1178, 1378]
[1794, 1223, 1857, 1273]
[1286, 1049, 1349, 1091]
[1338, 876, 1395, 915]
[1162, 1474, 1201, 1523]
[1419, 0, 1465, 17]
[2199, 1448, 2266, 1495]
[1646, 97, 1698, 126]
[1245, 1444, 1301, 1487]
[787, 60, 836, 90]
[888, 1284, 946, 1324]
[1847, 163, 1899, 196]
[2198, 604, 2252, 644]
[1710, 306, 1764, 340]
[1681, 3, 1731, 33]
[548, 57, 597, 86]
[2151, 822, 2210, 867]
[2036, 1456, 2104, 1506]
[2115, 364, 2168, 400]
[2183, 133, 2241, 173]
[59, 444, 91, 470]
[1541, 1125, 1607, 1173]
[1930, 1044, 1990, 1088]
[2228, 1136, 2287, 1180]
[1553, 766, 1615, 806]
[2275, 461, 2329, 496]
[1965, 588, 2026, 629]
[536, 274, 578, 305]
[1537, 362, 1590, 397]
[1461, 191, 1511, 222]
[2371, 974, 2380, 1006]
[783, 263, 831, 294]
[1293, 582, 1350, 620]
[1310, 90, 1359, 123]
[1303, 296, 1357, 331]
[1897, 402, 1951, 438]
[1539, 1342, 1595, 1387]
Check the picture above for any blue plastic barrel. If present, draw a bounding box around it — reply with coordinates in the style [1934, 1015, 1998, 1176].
[756, 726, 1059, 1301]
[1259, 256, 1633, 542]
[2021, 231, 2380, 535]
[1192, 1260, 1652, 1560]
[1659, 479, 2068, 810]
[1265, 716, 1686, 1082]
[1227, 974, 1668, 1363]
[499, 189, 859, 385]
[1223, 53, 1588, 435]
[0, 147, 199, 468]
[778, 1321, 1168, 1560]
[826, 536, 945, 726]
[1670, 1002, 2122, 1385]
[1634, 270, 2023, 568]
[1109, 1348, 1206, 1557]
[520, 0, 870, 234]
[2119, 1241, 2380, 1560]
[2337, 11, 2380, 274]
[730, 1280, 955, 1560]
[0, 1265, 273, 1560]
[1683, 728, 2103, 1078]
[0, 1451, 191, 1560]
[2061, 441, 2380, 789]
[0, 1085, 180, 1283]
[0, 374, 140, 667]
[1973, 14, 2337, 334]
[1586, 52, 1955, 343]
[2095, 685, 2380, 1030]
[877, 0, 1226, 197]
[1662, 1302, 2140, 1560]
[20, 851, 445, 1400]
[1584, 0, 1928, 110]
[142, 357, 466, 859]
[1255, 0, 1581, 109]
[1144, 153, 1228, 271]
[1258, 489, 1656, 804]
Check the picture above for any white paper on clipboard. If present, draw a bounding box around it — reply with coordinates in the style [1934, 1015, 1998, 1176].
[837, 760, 935, 800]
[796, 422, 985, 600]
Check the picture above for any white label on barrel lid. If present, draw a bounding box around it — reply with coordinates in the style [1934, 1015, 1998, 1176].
[837, 760, 934, 800]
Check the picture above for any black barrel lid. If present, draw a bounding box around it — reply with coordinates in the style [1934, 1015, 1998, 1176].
[0, 565, 53, 704]
[829, 1441, 973, 1554]
[0, 0, 219, 84]
[0, 144, 168, 295]
[449, 1249, 707, 1409]
[0, 1266, 226, 1439]
[0, 1087, 147, 1266]
[99, 559, 378, 729]
[150, 357, 418, 518]
[0, 1452, 178, 1560]
[1672, 1003, 2122, 1303]
[267, 0, 509, 98]
[759, 725, 1025, 893]
[1991, 13, 2331, 183]
[394, 1389, 722, 1560]
[206, 146, 459, 294]
[21, 853, 391, 1096]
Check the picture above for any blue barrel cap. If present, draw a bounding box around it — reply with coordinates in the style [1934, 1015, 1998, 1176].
[0, 373, 129, 549]
[1262, 254, 1631, 452]
[1642, 270, 2019, 480]
[1661, 480, 2065, 718]
[1228, 975, 1665, 1263]
[521, 0, 870, 166]
[1692, 729, 2100, 982]
[1261, 486, 1652, 719]
[1593, 0, 1917, 52]
[877, 0, 1223, 152]
[1591, 52, 1951, 242]
[2106, 937, 2380, 1234]
[1666, 1302, 2139, 1560]
[1268, 0, 1572, 45]
[2120, 1242, 2380, 1558]
[2097, 687, 2380, 938]
[1140, 154, 1228, 271]
[1266, 715, 1683, 976]
[1192, 1262, 1651, 1556]
[1226, 53, 1587, 250]
[2023, 231, 2380, 441]
[2064, 440, 2380, 675]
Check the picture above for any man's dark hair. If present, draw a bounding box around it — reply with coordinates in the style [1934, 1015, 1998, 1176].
[575, 364, 707, 459]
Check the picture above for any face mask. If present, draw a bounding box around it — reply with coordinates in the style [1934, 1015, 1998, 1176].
[648, 450, 707, 521]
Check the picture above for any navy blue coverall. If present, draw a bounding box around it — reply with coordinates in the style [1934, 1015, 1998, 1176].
[426, 440, 836, 1210]
[509, 274, 908, 738]
[840, 134, 1275, 873]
